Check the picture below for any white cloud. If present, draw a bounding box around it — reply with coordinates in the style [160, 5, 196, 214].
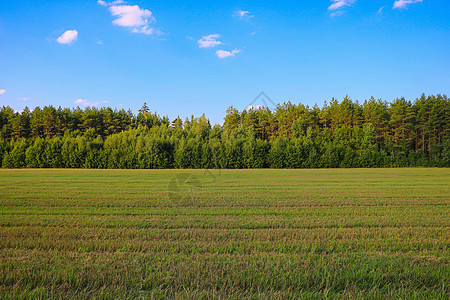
[233, 10, 254, 20]
[74, 99, 86, 105]
[98, 0, 124, 7]
[132, 26, 163, 35]
[328, 0, 355, 10]
[100, 2, 161, 35]
[109, 5, 154, 27]
[216, 49, 241, 58]
[377, 6, 385, 14]
[330, 11, 345, 17]
[393, 0, 423, 9]
[17, 97, 30, 101]
[74, 99, 109, 106]
[198, 34, 222, 48]
[56, 30, 78, 44]
[0, 89, 5, 95]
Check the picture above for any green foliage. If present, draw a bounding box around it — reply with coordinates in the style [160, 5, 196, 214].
[0, 94, 449, 168]
[2, 139, 28, 168]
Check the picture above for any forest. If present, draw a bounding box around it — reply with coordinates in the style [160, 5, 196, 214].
[0, 94, 448, 168]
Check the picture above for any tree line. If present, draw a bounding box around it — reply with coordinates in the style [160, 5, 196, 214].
[0, 94, 448, 168]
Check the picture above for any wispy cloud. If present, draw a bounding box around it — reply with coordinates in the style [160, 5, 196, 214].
[198, 34, 222, 48]
[100, 1, 162, 35]
[56, 30, 78, 44]
[17, 97, 30, 101]
[0, 89, 5, 95]
[328, 0, 356, 11]
[328, 0, 355, 17]
[393, 0, 423, 9]
[131, 26, 162, 35]
[74, 99, 109, 106]
[330, 11, 345, 17]
[377, 6, 385, 14]
[97, 0, 124, 6]
[233, 10, 254, 20]
[216, 49, 241, 59]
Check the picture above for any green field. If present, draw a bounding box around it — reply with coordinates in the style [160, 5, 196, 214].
[0, 169, 449, 299]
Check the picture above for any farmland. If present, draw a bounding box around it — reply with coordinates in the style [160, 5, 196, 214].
[0, 168, 449, 299]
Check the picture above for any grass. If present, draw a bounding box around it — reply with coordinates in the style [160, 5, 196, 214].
[0, 168, 449, 299]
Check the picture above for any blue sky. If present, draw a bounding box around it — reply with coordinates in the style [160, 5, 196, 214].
[0, 0, 449, 123]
